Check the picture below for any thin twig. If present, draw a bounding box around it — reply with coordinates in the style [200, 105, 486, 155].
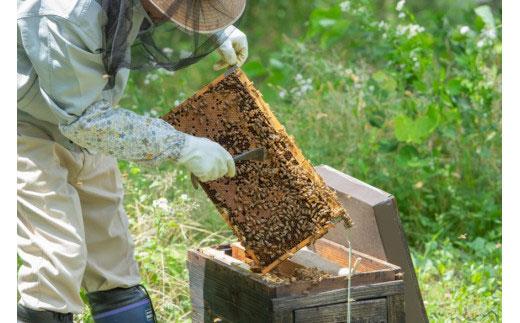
[347, 234, 352, 323]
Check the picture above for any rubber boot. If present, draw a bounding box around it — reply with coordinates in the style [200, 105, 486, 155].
[87, 285, 156, 323]
[17, 304, 73, 323]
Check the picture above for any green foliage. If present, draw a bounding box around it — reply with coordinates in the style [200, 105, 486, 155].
[415, 237, 501, 321]
[253, 1, 501, 246]
[113, 1, 501, 321]
[394, 105, 440, 144]
[307, 5, 351, 48]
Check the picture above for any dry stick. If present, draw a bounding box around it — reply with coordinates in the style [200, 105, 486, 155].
[347, 236, 352, 323]
[161, 251, 165, 307]
[344, 229, 364, 323]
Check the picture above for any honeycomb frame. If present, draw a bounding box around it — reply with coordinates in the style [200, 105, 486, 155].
[163, 68, 351, 273]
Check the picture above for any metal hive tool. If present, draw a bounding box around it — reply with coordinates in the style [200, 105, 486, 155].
[162, 68, 351, 273]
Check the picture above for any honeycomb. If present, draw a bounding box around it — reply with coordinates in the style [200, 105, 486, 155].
[163, 68, 351, 273]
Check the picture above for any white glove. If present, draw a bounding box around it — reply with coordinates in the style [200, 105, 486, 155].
[177, 135, 236, 182]
[214, 26, 248, 71]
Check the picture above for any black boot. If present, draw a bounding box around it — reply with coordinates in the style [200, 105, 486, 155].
[17, 304, 73, 323]
[87, 285, 156, 323]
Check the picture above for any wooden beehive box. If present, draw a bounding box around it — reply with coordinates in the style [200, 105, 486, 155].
[186, 165, 419, 323]
[163, 68, 350, 273]
[187, 238, 404, 323]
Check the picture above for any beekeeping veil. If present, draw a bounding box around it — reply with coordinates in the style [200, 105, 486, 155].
[101, 0, 247, 88]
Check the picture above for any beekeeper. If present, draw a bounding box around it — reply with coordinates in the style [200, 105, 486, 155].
[17, 0, 247, 321]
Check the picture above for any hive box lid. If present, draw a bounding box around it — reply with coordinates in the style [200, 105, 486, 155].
[315, 165, 429, 323]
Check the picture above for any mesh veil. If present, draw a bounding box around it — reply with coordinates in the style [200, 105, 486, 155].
[101, 0, 245, 89]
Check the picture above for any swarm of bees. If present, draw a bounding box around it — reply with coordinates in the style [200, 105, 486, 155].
[262, 267, 335, 285]
[163, 69, 351, 269]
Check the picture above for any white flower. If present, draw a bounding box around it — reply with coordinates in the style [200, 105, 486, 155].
[278, 89, 288, 99]
[340, 1, 351, 12]
[152, 198, 172, 213]
[398, 12, 405, 19]
[378, 20, 387, 29]
[475, 28, 497, 48]
[180, 194, 189, 201]
[144, 73, 159, 86]
[483, 28, 496, 40]
[290, 74, 313, 98]
[396, 0, 406, 11]
[460, 26, 470, 35]
[301, 83, 313, 93]
[353, 6, 367, 15]
[396, 25, 405, 36]
[396, 24, 425, 38]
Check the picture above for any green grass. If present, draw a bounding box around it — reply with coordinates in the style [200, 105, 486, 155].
[111, 161, 502, 322]
[414, 239, 501, 322]
[79, 1, 501, 321]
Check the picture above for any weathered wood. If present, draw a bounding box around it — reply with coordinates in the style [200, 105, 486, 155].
[309, 241, 401, 285]
[386, 293, 405, 322]
[228, 241, 402, 298]
[271, 310, 294, 323]
[294, 298, 388, 323]
[188, 250, 275, 323]
[230, 242, 255, 266]
[312, 239, 401, 273]
[272, 280, 404, 313]
[315, 165, 428, 322]
[199, 247, 250, 270]
[189, 244, 404, 322]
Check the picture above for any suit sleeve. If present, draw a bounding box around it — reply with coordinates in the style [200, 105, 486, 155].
[18, 15, 186, 164]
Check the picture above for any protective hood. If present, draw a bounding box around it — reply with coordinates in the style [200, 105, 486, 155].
[101, 0, 246, 88]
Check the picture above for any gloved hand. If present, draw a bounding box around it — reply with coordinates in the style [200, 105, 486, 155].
[177, 135, 236, 182]
[214, 26, 248, 71]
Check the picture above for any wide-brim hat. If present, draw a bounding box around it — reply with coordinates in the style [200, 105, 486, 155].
[145, 0, 246, 34]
